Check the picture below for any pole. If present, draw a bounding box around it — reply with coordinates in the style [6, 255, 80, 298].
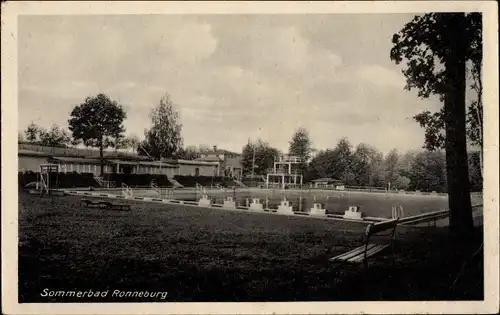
[251, 144, 256, 178]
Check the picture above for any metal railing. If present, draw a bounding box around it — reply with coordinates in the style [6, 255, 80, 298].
[151, 182, 160, 196]
[121, 183, 133, 198]
[277, 155, 303, 163]
[266, 168, 303, 176]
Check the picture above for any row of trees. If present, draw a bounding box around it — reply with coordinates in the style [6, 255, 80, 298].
[21, 93, 196, 174]
[21, 121, 142, 152]
[240, 128, 481, 193]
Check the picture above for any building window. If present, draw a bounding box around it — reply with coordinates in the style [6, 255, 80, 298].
[195, 168, 200, 176]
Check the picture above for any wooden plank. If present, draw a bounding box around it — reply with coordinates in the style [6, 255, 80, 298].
[330, 244, 376, 262]
[334, 245, 370, 262]
[397, 210, 448, 224]
[401, 212, 449, 225]
[340, 243, 377, 261]
[329, 246, 364, 262]
[348, 244, 389, 263]
[369, 219, 398, 235]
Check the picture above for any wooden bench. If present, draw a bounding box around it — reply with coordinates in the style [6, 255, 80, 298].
[329, 218, 399, 267]
[80, 199, 131, 211]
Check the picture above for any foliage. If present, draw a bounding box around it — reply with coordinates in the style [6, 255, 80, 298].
[125, 135, 141, 154]
[23, 122, 72, 147]
[393, 176, 411, 191]
[350, 143, 384, 187]
[390, 13, 483, 151]
[304, 135, 479, 193]
[288, 127, 313, 162]
[68, 93, 127, 174]
[467, 151, 483, 192]
[139, 93, 183, 159]
[38, 124, 71, 148]
[24, 122, 40, 143]
[391, 13, 477, 237]
[288, 127, 313, 177]
[241, 140, 280, 176]
[408, 151, 447, 193]
[175, 145, 200, 160]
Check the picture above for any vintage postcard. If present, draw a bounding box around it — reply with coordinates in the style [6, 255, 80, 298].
[2, 1, 499, 314]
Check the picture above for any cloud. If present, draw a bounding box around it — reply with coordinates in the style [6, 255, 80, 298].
[356, 64, 406, 89]
[17, 14, 442, 154]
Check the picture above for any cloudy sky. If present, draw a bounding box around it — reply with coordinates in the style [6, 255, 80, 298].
[18, 14, 443, 154]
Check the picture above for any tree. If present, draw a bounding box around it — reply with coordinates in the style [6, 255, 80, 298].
[289, 127, 313, 160]
[393, 176, 411, 191]
[306, 138, 357, 184]
[383, 149, 400, 189]
[307, 149, 336, 180]
[350, 143, 384, 187]
[409, 151, 447, 192]
[70, 137, 82, 147]
[241, 140, 280, 176]
[18, 132, 24, 143]
[24, 122, 40, 143]
[468, 151, 483, 192]
[39, 124, 71, 148]
[198, 144, 211, 153]
[391, 13, 476, 238]
[108, 133, 127, 153]
[139, 93, 183, 159]
[334, 138, 354, 183]
[176, 145, 200, 160]
[68, 93, 127, 175]
[288, 127, 313, 178]
[125, 135, 140, 154]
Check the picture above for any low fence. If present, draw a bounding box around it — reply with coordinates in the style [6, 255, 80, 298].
[307, 185, 448, 196]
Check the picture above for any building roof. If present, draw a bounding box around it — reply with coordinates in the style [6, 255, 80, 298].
[138, 161, 178, 168]
[107, 159, 140, 166]
[18, 144, 224, 166]
[18, 149, 52, 157]
[19, 143, 144, 159]
[200, 149, 241, 156]
[176, 159, 219, 166]
[49, 156, 104, 164]
[196, 156, 222, 162]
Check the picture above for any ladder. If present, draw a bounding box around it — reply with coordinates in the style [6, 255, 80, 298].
[121, 183, 133, 198]
[151, 182, 161, 196]
[196, 183, 207, 194]
[168, 178, 184, 188]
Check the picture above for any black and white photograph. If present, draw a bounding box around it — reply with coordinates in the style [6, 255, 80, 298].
[1, 1, 498, 314]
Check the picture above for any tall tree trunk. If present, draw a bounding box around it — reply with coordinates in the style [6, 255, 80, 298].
[476, 77, 483, 178]
[443, 13, 474, 240]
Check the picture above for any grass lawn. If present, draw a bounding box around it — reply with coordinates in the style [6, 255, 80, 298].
[18, 192, 483, 302]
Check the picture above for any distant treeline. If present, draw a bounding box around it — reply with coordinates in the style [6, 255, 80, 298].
[304, 144, 482, 193]
[241, 137, 482, 193]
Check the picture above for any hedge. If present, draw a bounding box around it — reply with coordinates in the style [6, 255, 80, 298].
[18, 172, 98, 189]
[19, 172, 237, 189]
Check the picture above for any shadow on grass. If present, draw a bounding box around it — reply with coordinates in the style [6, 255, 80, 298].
[18, 193, 483, 302]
